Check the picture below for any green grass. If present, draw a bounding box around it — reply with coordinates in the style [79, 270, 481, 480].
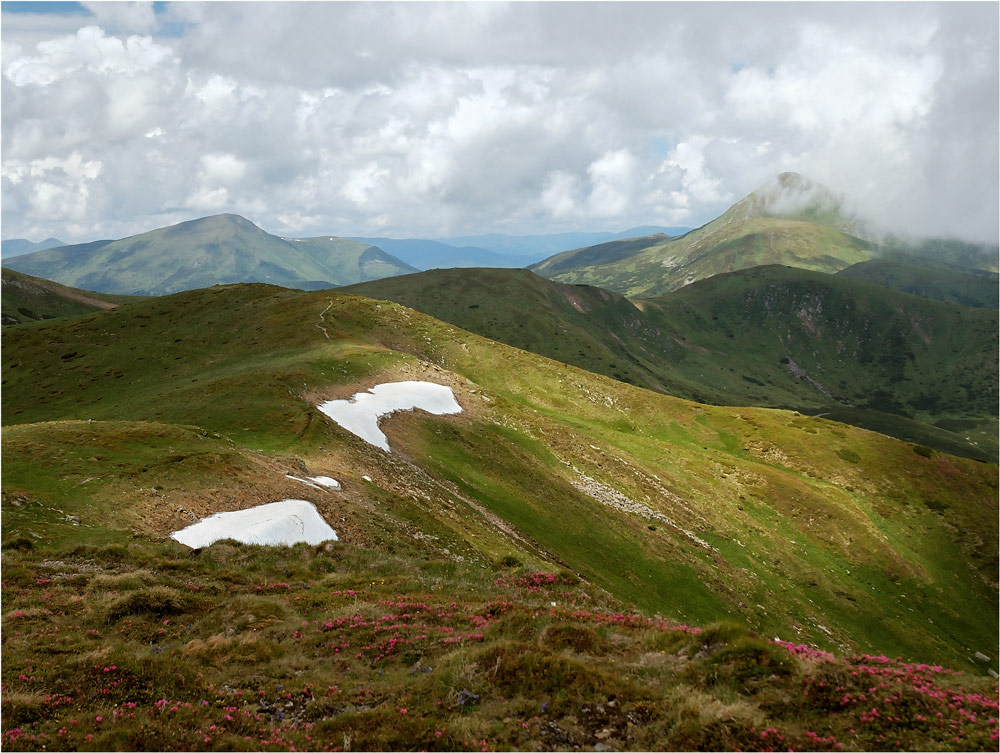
[1, 267, 138, 325]
[837, 257, 999, 308]
[346, 266, 997, 460]
[2, 282, 997, 701]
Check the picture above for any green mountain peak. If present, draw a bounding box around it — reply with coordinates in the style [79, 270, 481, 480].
[2, 214, 417, 295]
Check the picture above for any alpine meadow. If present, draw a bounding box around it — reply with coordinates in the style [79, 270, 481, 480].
[2, 3, 998, 752]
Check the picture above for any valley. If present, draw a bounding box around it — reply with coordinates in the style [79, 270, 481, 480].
[346, 265, 998, 460]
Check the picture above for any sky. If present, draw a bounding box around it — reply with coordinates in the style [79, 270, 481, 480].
[2, 1, 998, 244]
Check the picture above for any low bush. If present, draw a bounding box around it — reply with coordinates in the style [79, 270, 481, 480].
[540, 623, 610, 655]
[103, 586, 194, 623]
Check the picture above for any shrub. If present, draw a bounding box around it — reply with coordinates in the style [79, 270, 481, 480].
[540, 623, 610, 655]
[87, 570, 158, 592]
[698, 636, 796, 694]
[836, 448, 861, 464]
[1, 536, 34, 551]
[913, 444, 934, 458]
[477, 642, 632, 703]
[103, 586, 193, 623]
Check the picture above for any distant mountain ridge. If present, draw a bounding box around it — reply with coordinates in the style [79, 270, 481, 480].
[2, 237, 66, 258]
[346, 265, 998, 460]
[440, 225, 691, 259]
[2, 214, 416, 295]
[529, 173, 997, 296]
[529, 173, 880, 295]
[349, 226, 692, 270]
[347, 237, 539, 270]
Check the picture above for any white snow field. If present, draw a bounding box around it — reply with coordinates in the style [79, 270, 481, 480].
[170, 499, 338, 548]
[317, 381, 462, 452]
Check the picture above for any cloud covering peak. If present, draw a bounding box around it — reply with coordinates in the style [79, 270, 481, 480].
[2, 1, 997, 244]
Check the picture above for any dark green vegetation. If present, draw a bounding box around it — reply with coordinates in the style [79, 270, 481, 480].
[1, 268, 139, 326]
[837, 258, 999, 308]
[346, 266, 998, 460]
[2, 283, 997, 750]
[2, 214, 416, 295]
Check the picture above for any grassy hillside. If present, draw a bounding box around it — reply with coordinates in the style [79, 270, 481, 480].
[345, 267, 998, 460]
[3, 282, 996, 749]
[3, 283, 996, 657]
[1, 268, 139, 325]
[530, 174, 878, 296]
[3, 535, 997, 751]
[837, 258, 999, 308]
[2, 215, 415, 295]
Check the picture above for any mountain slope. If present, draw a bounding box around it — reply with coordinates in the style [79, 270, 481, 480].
[3, 282, 996, 677]
[837, 257, 999, 308]
[347, 237, 539, 270]
[2, 214, 416, 295]
[530, 173, 879, 296]
[1, 268, 139, 325]
[345, 267, 998, 460]
[441, 226, 691, 259]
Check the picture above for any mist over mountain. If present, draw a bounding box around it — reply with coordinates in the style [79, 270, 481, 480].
[530, 173, 997, 296]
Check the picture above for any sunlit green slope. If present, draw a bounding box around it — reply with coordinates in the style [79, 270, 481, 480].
[530, 173, 878, 296]
[2, 283, 996, 674]
[346, 266, 998, 460]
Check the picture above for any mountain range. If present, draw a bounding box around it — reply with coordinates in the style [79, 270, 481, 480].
[1, 214, 417, 295]
[4, 281, 995, 669]
[345, 265, 998, 460]
[529, 173, 997, 297]
[2, 172, 997, 750]
[1, 237, 66, 258]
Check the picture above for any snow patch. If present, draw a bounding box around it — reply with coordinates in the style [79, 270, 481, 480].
[309, 476, 341, 489]
[317, 381, 462, 452]
[286, 473, 341, 490]
[170, 499, 337, 548]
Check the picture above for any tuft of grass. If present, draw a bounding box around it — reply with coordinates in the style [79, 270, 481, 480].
[103, 586, 195, 623]
[540, 623, 611, 655]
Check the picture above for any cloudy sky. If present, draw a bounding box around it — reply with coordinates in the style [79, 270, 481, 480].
[2, 1, 997, 244]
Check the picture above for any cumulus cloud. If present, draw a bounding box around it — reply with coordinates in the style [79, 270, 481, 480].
[1, 2, 996, 244]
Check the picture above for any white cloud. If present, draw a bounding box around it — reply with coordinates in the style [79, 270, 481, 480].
[587, 149, 638, 218]
[0, 2, 996, 244]
[3, 25, 173, 86]
[541, 170, 581, 219]
[80, 1, 157, 35]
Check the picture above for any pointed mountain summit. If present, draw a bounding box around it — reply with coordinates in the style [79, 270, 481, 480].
[2, 214, 416, 296]
[722, 172, 854, 228]
[530, 173, 877, 296]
